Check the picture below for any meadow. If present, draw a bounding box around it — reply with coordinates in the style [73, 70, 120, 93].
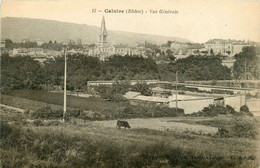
[1, 90, 259, 167]
[2, 90, 127, 112]
[1, 109, 259, 168]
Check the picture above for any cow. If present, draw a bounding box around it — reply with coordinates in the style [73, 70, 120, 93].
[116, 120, 131, 129]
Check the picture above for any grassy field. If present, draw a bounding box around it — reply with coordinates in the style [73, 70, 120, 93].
[2, 90, 127, 112]
[0, 117, 258, 167]
[1, 104, 259, 167]
[1, 90, 259, 167]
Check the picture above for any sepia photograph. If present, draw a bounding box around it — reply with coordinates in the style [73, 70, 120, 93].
[0, 0, 260, 167]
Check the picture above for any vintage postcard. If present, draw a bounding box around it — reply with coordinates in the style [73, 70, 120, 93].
[1, 0, 260, 167]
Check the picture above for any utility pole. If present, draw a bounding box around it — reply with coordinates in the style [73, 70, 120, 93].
[176, 71, 178, 111]
[244, 60, 247, 105]
[63, 49, 67, 123]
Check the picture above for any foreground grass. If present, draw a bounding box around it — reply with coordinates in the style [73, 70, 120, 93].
[1, 111, 259, 168]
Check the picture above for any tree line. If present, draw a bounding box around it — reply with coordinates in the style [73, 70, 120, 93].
[1, 46, 259, 91]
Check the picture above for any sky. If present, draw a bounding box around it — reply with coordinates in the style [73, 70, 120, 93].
[1, 0, 260, 43]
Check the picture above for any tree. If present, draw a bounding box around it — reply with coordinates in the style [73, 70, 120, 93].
[210, 49, 214, 55]
[167, 41, 172, 47]
[166, 49, 175, 61]
[132, 83, 152, 96]
[5, 39, 13, 49]
[233, 46, 259, 80]
[1, 53, 42, 90]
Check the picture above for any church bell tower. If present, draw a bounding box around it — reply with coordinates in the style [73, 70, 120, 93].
[98, 16, 108, 47]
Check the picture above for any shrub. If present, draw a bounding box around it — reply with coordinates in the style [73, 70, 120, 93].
[240, 105, 253, 116]
[96, 82, 131, 101]
[0, 121, 13, 139]
[216, 116, 258, 139]
[232, 117, 258, 138]
[31, 106, 63, 119]
[31, 106, 83, 120]
[33, 119, 44, 126]
[153, 107, 184, 117]
[113, 105, 184, 119]
[131, 82, 152, 96]
[110, 93, 127, 102]
[189, 104, 240, 117]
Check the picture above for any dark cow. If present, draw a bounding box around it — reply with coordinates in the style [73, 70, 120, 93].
[117, 120, 131, 129]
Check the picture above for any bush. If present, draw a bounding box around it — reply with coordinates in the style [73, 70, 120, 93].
[153, 107, 184, 117]
[232, 117, 257, 138]
[240, 105, 253, 116]
[132, 82, 152, 96]
[96, 82, 131, 101]
[33, 119, 44, 126]
[31, 106, 63, 119]
[114, 105, 148, 119]
[216, 116, 258, 139]
[113, 105, 184, 119]
[31, 106, 83, 120]
[189, 104, 240, 117]
[0, 121, 13, 139]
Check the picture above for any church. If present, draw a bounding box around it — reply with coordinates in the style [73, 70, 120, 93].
[88, 16, 134, 61]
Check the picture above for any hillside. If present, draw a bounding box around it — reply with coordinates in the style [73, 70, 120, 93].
[1, 17, 190, 45]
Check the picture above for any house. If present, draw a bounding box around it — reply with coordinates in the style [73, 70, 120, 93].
[173, 47, 192, 59]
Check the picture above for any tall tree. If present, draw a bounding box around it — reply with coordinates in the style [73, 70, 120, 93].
[233, 46, 259, 80]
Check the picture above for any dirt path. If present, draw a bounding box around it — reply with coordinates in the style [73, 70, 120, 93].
[0, 104, 26, 113]
[94, 118, 218, 135]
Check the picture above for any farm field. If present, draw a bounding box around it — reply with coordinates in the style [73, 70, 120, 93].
[2, 90, 127, 112]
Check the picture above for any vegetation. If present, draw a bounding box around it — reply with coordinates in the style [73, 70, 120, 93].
[1, 53, 233, 91]
[1, 113, 258, 168]
[1, 54, 44, 90]
[131, 82, 152, 96]
[159, 55, 232, 81]
[96, 82, 131, 101]
[188, 104, 254, 117]
[4, 39, 38, 49]
[1, 90, 127, 113]
[233, 46, 260, 80]
[1, 92, 184, 120]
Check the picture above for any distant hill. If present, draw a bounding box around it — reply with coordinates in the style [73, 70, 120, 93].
[1, 17, 191, 46]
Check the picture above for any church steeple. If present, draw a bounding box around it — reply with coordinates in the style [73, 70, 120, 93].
[98, 16, 108, 47]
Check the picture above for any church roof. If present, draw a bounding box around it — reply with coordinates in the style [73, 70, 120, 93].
[99, 16, 108, 35]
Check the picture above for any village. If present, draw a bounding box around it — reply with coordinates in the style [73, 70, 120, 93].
[1, 1, 260, 167]
[1, 16, 256, 68]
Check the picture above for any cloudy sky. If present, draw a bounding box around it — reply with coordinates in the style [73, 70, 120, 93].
[1, 0, 260, 43]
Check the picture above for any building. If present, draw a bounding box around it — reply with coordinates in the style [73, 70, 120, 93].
[22, 38, 30, 43]
[170, 41, 188, 49]
[204, 39, 252, 56]
[77, 38, 82, 45]
[88, 16, 134, 61]
[36, 39, 43, 46]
